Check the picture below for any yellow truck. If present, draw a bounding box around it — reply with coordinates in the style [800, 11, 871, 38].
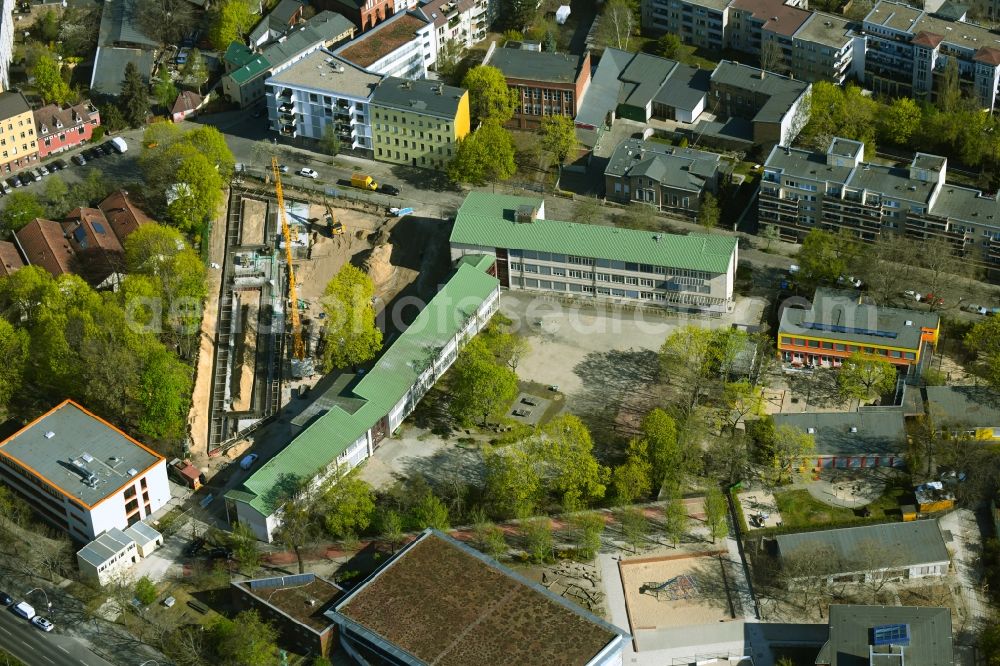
[351, 174, 378, 190]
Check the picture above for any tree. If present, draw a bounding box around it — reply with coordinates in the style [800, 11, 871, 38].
[121, 62, 150, 128]
[35, 10, 59, 42]
[539, 115, 577, 178]
[544, 28, 557, 52]
[721, 380, 764, 432]
[612, 439, 652, 504]
[462, 66, 518, 124]
[569, 512, 604, 559]
[99, 104, 127, 133]
[878, 97, 922, 146]
[134, 576, 158, 605]
[32, 53, 73, 105]
[660, 325, 717, 414]
[483, 443, 540, 519]
[642, 407, 684, 492]
[230, 521, 261, 575]
[937, 57, 961, 113]
[698, 192, 720, 229]
[657, 32, 682, 59]
[772, 424, 815, 482]
[183, 49, 209, 93]
[529, 415, 606, 511]
[209, 609, 279, 666]
[408, 491, 450, 530]
[320, 471, 376, 540]
[521, 517, 553, 563]
[436, 37, 465, 83]
[501, 0, 537, 31]
[275, 498, 316, 574]
[663, 493, 688, 547]
[320, 263, 383, 372]
[618, 507, 647, 553]
[704, 432, 750, 487]
[598, 0, 637, 51]
[137, 348, 193, 440]
[448, 338, 518, 426]
[703, 486, 728, 543]
[0, 320, 28, 408]
[760, 224, 781, 250]
[796, 228, 851, 289]
[966, 317, 1000, 390]
[59, 5, 101, 57]
[799, 83, 878, 155]
[915, 235, 972, 298]
[138, 0, 197, 46]
[0, 191, 46, 231]
[447, 120, 517, 185]
[837, 352, 897, 404]
[378, 508, 405, 553]
[208, 0, 258, 51]
[41, 176, 69, 219]
[319, 123, 341, 156]
[574, 196, 603, 224]
[153, 66, 178, 109]
[760, 39, 785, 74]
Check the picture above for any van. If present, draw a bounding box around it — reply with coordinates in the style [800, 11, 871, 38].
[110, 137, 128, 154]
[13, 601, 35, 620]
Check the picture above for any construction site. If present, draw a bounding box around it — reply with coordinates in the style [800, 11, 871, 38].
[201, 168, 443, 457]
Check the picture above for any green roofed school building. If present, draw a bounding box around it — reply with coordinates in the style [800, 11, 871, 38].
[327, 529, 629, 665]
[225, 259, 501, 542]
[449, 192, 738, 313]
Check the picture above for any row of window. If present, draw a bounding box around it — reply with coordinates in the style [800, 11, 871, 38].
[514, 277, 721, 304]
[372, 110, 451, 132]
[374, 125, 452, 142]
[508, 250, 714, 280]
[510, 263, 712, 293]
[375, 147, 448, 167]
[780, 336, 917, 360]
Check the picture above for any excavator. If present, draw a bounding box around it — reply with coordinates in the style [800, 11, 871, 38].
[270, 156, 311, 376]
[323, 195, 345, 235]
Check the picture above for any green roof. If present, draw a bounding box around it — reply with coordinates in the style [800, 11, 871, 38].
[229, 53, 273, 85]
[228, 261, 499, 516]
[450, 192, 737, 273]
[224, 42, 257, 69]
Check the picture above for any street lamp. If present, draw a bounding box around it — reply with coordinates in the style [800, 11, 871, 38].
[26, 588, 52, 610]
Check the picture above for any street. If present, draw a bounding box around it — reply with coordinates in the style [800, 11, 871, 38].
[0, 601, 115, 666]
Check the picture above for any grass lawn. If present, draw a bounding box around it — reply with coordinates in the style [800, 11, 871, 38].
[0, 650, 25, 666]
[774, 486, 906, 529]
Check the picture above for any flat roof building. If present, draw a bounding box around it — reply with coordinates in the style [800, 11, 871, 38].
[771, 410, 907, 469]
[817, 605, 953, 665]
[0, 400, 170, 542]
[328, 530, 629, 665]
[334, 11, 433, 80]
[924, 385, 1000, 441]
[485, 45, 592, 130]
[450, 192, 738, 313]
[778, 289, 940, 374]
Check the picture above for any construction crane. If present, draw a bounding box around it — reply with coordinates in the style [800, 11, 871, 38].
[270, 156, 306, 365]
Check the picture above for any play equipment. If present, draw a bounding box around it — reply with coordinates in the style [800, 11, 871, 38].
[640, 574, 699, 601]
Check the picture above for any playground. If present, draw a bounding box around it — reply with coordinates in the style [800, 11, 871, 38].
[618, 550, 737, 631]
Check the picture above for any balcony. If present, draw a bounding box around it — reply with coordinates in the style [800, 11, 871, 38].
[278, 103, 294, 113]
[278, 88, 293, 100]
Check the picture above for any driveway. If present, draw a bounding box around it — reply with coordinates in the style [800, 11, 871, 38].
[938, 509, 990, 639]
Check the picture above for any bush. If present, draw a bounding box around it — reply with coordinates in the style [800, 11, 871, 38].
[90, 126, 106, 142]
[133, 576, 157, 605]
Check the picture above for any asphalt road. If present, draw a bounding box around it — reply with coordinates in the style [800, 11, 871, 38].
[0, 602, 115, 666]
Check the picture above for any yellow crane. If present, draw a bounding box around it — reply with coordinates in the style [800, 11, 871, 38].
[271, 156, 305, 362]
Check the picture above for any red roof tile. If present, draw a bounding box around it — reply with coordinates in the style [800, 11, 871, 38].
[15, 218, 75, 277]
[0, 241, 24, 276]
[975, 46, 1000, 66]
[912, 31, 944, 48]
[98, 190, 153, 245]
[64, 208, 124, 254]
[731, 0, 810, 37]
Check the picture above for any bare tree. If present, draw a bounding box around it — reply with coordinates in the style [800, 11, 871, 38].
[760, 39, 785, 75]
[598, 0, 637, 51]
[850, 539, 904, 602]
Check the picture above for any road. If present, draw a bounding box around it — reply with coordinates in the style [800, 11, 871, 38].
[0, 602, 115, 666]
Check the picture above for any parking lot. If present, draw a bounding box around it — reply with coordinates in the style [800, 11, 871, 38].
[1, 135, 137, 196]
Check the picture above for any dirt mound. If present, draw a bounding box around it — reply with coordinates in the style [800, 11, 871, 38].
[363, 243, 397, 289]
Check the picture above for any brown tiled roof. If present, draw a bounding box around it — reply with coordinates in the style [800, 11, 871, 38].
[98, 190, 153, 244]
[33, 100, 99, 136]
[15, 218, 75, 277]
[0, 241, 24, 276]
[912, 30, 945, 48]
[63, 207, 124, 253]
[975, 46, 1000, 66]
[337, 13, 426, 67]
[171, 90, 203, 116]
[732, 0, 810, 37]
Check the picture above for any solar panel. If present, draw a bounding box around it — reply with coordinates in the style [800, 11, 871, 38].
[249, 573, 314, 590]
[872, 623, 910, 646]
[93, 222, 107, 235]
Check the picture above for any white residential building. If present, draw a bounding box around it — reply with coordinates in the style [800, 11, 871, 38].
[416, 0, 491, 52]
[76, 528, 138, 586]
[0, 0, 14, 88]
[266, 49, 382, 151]
[0, 400, 171, 543]
[334, 11, 435, 79]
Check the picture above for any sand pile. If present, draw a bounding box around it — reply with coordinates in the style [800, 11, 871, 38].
[363, 243, 396, 289]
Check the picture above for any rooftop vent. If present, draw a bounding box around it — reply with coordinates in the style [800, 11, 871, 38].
[807, 427, 816, 434]
[905, 320, 913, 326]
[127, 468, 139, 477]
[44, 431, 55, 439]
[82, 453, 94, 463]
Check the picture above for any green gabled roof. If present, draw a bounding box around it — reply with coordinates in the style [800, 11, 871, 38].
[229, 53, 273, 85]
[224, 42, 256, 68]
[456, 253, 496, 272]
[228, 261, 499, 516]
[450, 192, 737, 274]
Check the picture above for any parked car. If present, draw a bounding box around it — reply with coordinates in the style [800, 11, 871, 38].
[964, 303, 989, 315]
[278, 164, 289, 173]
[6, 176, 20, 189]
[0, 591, 13, 606]
[298, 167, 318, 179]
[379, 183, 400, 196]
[162, 596, 176, 608]
[29, 169, 42, 181]
[82, 148, 99, 160]
[37, 165, 49, 176]
[0, 182, 10, 195]
[207, 547, 233, 560]
[12, 601, 35, 620]
[72, 154, 87, 166]
[31, 616, 54, 632]
[15, 173, 31, 187]
[183, 537, 206, 557]
[239, 453, 259, 470]
[97, 143, 112, 156]
[52, 158, 68, 170]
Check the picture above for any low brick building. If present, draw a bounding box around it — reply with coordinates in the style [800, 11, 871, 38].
[231, 573, 343, 657]
[486, 45, 591, 130]
[34, 101, 101, 159]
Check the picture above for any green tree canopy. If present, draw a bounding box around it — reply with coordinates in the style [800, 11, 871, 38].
[121, 61, 150, 128]
[32, 53, 73, 105]
[657, 32, 682, 58]
[134, 576, 158, 605]
[612, 438, 653, 504]
[320, 471, 376, 540]
[209, 609, 280, 666]
[153, 65, 178, 109]
[483, 442, 541, 519]
[408, 492, 450, 530]
[319, 123, 341, 156]
[0, 191, 46, 232]
[448, 337, 518, 426]
[837, 352, 898, 403]
[703, 486, 728, 543]
[447, 120, 517, 185]
[878, 97, 922, 147]
[698, 192, 720, 229]
[966, 317, 1000, 390]
[539, 115, 578, 175]
[529, 414, 607, 510]
[799, 82, 877, 156]
[208, 0, 259, 51]
[796, 228, 855, 289]
[461, 65, 518, 124]
[320, 263, 383, 371]
[0, 319, 28, 408]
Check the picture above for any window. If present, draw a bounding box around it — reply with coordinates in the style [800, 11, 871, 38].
[808, 340, 819, 348]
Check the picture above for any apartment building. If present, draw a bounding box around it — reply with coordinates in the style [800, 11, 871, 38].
[0, 90, 38, 174]
[777, 288, 940, 371]
[266, 50, 382, 152]
[370, 77, 470, 170]
[334, 11, 435, 79]
[317, 0, 395, 31]
[226, 259, 500, 541]
[416, 0, 491, 51]
[485, 45, 591, 130]
[604, 138, 725, 216]
[222, 11, 356, 108]
[760, 138, 1000, 271]
[707, 61, 811, 148]
[0, 400, 170, 543]
[641, 0, 858, 83]
[34, 101, 101, 159]
[863, 0, 1000, 111]
[450, 192, 738, 313]
[0, 0, 14, 88]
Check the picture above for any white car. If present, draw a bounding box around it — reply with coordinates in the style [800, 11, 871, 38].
[903, 290, 921, 301]
[278, 164, 289, 173]
[32, 616, 54, 632]
[298, 168, 318, 179]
